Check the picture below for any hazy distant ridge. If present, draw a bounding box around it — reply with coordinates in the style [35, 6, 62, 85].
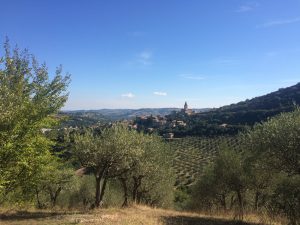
[64, 108, 209, 121]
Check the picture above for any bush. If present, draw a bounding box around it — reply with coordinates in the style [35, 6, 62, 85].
[270, 175, 300, 225]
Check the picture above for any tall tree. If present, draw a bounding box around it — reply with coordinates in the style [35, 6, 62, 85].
[128, 134, 175, 207]
[243, 108, 300, 224]
[0, 39, 70, 201]
[191, 146, 249, 219]
[73, 125, 143, 207]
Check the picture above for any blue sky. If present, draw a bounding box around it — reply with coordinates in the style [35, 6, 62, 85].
[0, 0, 300, 109]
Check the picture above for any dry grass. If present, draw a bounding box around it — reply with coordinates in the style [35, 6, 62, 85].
[0, 205, 284, 225]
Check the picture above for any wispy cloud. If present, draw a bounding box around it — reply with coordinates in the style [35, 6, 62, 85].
[137, 50, 152, 65]
[121, 93, 135, 98]
[124, 50, 153, 67]
[236, 2, 259, 13]
[257, 17, 300, 28]
[153, 91, 167, 96]
[179, 74, 205, 80]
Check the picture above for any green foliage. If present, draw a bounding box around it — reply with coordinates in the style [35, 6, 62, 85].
[242, 108, 300, 224]
[66, 177, 125, 209]
[59, 111, 108, 128]
[189, 108, 300, 224]
[244, 107, 300, 175]
[67, 175, 95, 208]
[270, 175, 300, 225]
[0, 39, 70, 201]
[190, 146, 248, 219]
[127, 134, 175, 208]
[73, 125, 143, 172]
[34, 160, 74, 208]
[73, 124, 142, 207]
[174, 186, 191, 210]
[73, 125, 175, 208]
[213, 146, 248, 193]
[102, 180, 124, 207]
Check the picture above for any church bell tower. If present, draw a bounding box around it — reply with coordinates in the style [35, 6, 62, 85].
[184, 101, 188, 111]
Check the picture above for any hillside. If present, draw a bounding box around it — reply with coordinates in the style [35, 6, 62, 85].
[198, 82, 300, 124]
[170, 136, 240, 187]
[165, 82, 300, 137]
[59, 111, 109, 127]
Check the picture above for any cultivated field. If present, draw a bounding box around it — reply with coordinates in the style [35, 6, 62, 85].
[170, 136, 240, 186]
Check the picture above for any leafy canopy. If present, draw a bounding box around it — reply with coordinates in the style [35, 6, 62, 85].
[0, 39, 70, 200]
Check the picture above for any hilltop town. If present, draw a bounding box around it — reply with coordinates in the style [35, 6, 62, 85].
[129, 102, 194, 138]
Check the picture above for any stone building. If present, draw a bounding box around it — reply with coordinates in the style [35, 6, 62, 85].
[181, 101, 194, 115]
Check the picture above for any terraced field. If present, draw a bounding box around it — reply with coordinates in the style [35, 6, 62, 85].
[169, 136, 240, 187]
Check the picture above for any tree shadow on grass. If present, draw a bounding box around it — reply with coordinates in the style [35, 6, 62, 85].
[162, 215, 263, 225]
[0, 211, 75, 221]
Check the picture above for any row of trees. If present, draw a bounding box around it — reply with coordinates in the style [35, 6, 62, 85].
[190, 108, 300, 225]
[26, 125, 175, 209]
[72, 125, 175, 208]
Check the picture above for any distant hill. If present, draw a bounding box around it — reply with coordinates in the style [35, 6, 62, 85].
[62, 108, 209, 123]
[166, 82, 300, 137]
[223, 84, 299, 109]
[198, 82, 300, 124]
[91, 108, 181, 120]
[59, 111, 109, 127]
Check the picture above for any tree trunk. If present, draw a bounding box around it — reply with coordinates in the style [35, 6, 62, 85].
[94, 166, 107, 208]
[95, 176, 102, 207]
[254, 191, 260, 211]
[49, 187, 62, 208]
[35, 189, 42, 209]
[132, 177, 138, 203]
[132, 176, 142, 203]
[53, 187, 62, 207]
[236, 190, 244, 221]
[137, 191, 142, 204]
[229, 194, 235, 210]
[120, 177, 128, 207]
[99, 177, 107, 203]
[221, 193, 227, 211]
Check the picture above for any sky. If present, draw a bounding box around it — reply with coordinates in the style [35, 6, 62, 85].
[0, 0, 300, 109]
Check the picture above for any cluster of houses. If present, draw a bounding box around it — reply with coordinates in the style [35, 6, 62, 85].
[128, 102, 194, 139]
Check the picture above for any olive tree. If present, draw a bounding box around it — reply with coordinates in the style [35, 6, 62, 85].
[191, 145, 249, 219]
[117, 133, 175, 207]
[244, 108, 300, 175]
[129, 134, 175, 207]
[243, 108, 300, 224]
[34, 159, 74, 208]
[73, 125, 143, 207]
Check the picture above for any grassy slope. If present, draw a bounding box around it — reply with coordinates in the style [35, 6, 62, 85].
[0, 205, 281, 225]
